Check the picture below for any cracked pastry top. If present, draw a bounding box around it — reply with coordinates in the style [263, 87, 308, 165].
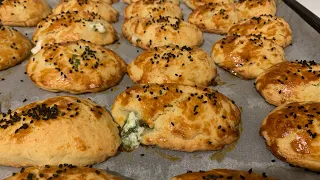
[0, 96, 121, 167]
[122, 16, 203, 49]
[256, 60, 320, 106]
[111, 83, 241, 152]
[33, 11, 118, 46]
[0, 25, 32, 70]
[128, 45, 217, 86]
[211, 35, 285, 79]
[260, 101, 320, 172]
[27, 41, 127, 94]
[0, 0, 51, 27]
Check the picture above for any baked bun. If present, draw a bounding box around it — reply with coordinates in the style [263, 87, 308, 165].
[5, 165, 122, 180]
[122, 16, 203, 49]
[260, 101, 320, 171]
[171, 169, 278, 180]
[255, 60, 320, 106]
[228, 15, 292, 47]
[111, 84, 241, 152]
[128, 45, 217, 86]
[124, 0, 182, 19]
[188, 3, 237, 34]
[235, 0, 276, 21]
[33, 11, 118, 46]
[183, 0, 233, 10]
[211, 35, 285, 79]
[27, 41, 127, 94]
[62, 0, 119, 5]
[0, 96, 121, 167]
[0, 25, 33, 70]
[0, 0, 51, 27]
[53, 0, 119, 23]
[124, 0, 180, 5]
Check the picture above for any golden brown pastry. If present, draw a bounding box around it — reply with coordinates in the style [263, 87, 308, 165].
[0, 25, 33, 70]
[0, 0, 51, 27]
[228, 14, 292, 47]
[33, 11, 118, 46]
[255, 60, 320, 106]
[211, 35, 285, 79]
[111, 84, 241, 152]
[62, 0, 119, 5]
[128, 45, 217, 86]
[5, 165, 123, 180]
[183, 0, 233, 10]
[188, 3, 237, 34]
[53, 0, 119, 23]
[124, 0, 182, 19]
[260, 101, 320, 172]
[0, 96, 121, 167]
[122, 16, 203, 49]
[124, 0, 180, 5]
[235, 0, 276, 22]
[171, 169, 278, 180]
[27, 41, 127, 94]
[4, 164, 122, 180]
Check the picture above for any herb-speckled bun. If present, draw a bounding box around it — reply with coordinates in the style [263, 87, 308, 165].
[27, 41, 127, 94]
[112, 83, 241, 152]
[33, 11, 118, 46]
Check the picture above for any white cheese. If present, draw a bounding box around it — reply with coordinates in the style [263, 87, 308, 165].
[121, 112, 144, 150]
[89, 23, 106, 33]
[131, 34, 140, 42]
[31, 40, 43, 54]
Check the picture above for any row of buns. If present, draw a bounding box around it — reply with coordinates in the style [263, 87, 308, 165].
[4, 166, 277, 179]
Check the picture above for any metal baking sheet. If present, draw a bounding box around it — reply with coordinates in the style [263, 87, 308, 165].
[0, 0, 320, 179]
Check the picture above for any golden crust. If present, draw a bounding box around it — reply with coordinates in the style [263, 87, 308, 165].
[53, 0, 119, 23]
[26, 41, 127, 94]
[171, 169, 278, 180]
[62, 0, 119, 5]
[228, 14, 292, 47]
[5, 166, 123, 180]
[260, 102, 320, 172]
[0, 0, 51, 27]
[128, 45, 217, 86]
[211, 35, 285, 79]
[124, 0, 182, 19]
[32, 11, 118, 46]
[112, 84, 241, 152]
[183, 0, 233, 10]
[0, 96, 121, 167]
[124, 0, 180, 5]
[255, 61, 320, 106]
[122, 16, 203, 49]
[0, 25, 33, 70]
[235, 0, 276, 22]
[188, 3, 237, 34]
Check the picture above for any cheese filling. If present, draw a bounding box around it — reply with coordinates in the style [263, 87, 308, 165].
[121, 112, 144, 150]
[31, 40, 43, 54]
[89, 23, 106, 33]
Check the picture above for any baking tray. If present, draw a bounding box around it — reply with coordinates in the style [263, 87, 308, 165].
[282, 0, 320, 33]
[0, 0, 320, 179]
